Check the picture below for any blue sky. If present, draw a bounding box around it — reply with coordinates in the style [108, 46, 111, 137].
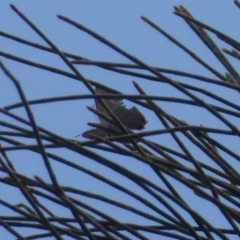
[0, 1, 239, 239]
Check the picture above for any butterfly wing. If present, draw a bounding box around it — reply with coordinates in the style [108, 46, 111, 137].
[82, 126, 139, 143]
[82, 125, 122, 140]
[95, 87, 123, 125]
[95, 87, 123, 110]
[82, 128, 107, 139]
[113, 106, 147, 130]
[95, 86, 147, 129]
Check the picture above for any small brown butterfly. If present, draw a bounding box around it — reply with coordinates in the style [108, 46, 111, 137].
[82, 86, 147, 142]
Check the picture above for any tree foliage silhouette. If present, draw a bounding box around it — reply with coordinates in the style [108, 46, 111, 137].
[0, 3, 240, 240]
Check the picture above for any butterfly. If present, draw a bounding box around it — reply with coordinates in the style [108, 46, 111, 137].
[82, 86, 147, 142]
